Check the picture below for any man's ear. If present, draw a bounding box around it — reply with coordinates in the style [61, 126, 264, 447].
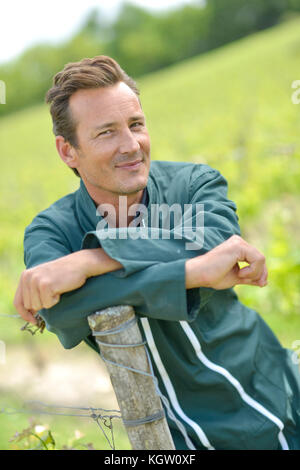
[55, 136, 79, 171]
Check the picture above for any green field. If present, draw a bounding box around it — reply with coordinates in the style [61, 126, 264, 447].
[0, 17, 300, 449]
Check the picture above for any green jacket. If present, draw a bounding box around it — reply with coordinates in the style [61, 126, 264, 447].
[24, 160, 300, 450]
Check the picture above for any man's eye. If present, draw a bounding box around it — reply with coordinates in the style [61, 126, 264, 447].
[98, 130, 112, 137]
[131, 122, 143, 128]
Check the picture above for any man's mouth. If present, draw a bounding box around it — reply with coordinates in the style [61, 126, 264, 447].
[115, 159, 143, 170]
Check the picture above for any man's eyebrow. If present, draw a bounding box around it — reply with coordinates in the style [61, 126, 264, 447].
[93, 122, 116, 132]
[129, 114, 145, 122]
[93, 115, 145, 132]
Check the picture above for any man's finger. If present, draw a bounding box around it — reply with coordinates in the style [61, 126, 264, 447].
[29, 278, 43, 311]
[238, 245, 266, 281]
[15, 301, 37, 324]
[36, 277, 61, 309]
[22, 272, 32, 311]
[13, 278, 37, 324]
[41, 289, 61, 309]
[238, 278, 267, 287]
[257, 264, 268, 287]
[238, 273, 268, 287]
[238, 265, 264, 282]
[237, 261, 268, 287]
[238, 265, 253, 278]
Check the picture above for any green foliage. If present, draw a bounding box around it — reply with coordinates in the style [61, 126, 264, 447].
[10, 420, 56, 450]
[0, 17, 299, 449]
[205, 0, 289, 49]
[0, 396, 130, 450]
[6, 416, 128, 450]
[1, 15, 299, 338]
[0, 32, 108, 117]
[108, 3, 210, 76]
[1, 0, 300, 118]
[140, 18, 300, 342]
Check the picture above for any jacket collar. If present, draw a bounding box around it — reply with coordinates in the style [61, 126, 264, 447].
[75, 179, 100, 234]
[75, 177, 152, 235]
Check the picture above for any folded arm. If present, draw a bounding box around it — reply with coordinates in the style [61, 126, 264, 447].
[14, 167, 267, 346]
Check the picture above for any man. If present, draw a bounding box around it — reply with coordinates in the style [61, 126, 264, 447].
[14, 56, 300, 450]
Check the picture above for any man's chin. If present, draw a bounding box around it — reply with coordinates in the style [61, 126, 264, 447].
[117, 173, 149, 195]
[117, 182, 147, 196]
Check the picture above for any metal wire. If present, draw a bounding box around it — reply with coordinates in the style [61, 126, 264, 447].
[1, 311, 195, 449]
[0, 314, 21, 318]
[0, 314, 122, 449]
[0, 401, 123, 450]
[92, 315, 196, 449]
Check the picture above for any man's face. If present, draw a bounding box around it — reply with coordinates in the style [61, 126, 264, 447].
[68, 82, 151, 198]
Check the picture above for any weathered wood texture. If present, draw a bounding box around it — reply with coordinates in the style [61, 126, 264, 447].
[88, 305, 175, 450]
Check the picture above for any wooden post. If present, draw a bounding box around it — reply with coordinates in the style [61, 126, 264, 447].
[88, 305, 175, 450]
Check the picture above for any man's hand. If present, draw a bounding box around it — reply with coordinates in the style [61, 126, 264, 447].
[14, 248, 122, 324]
[185, 235, 268, 290]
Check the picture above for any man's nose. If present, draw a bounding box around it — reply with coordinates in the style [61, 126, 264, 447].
[119, 128, 140, 155]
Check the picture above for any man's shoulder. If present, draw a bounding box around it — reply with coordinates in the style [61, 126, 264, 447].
[149, 159, 222, 185]
[25, 189, 78, 236]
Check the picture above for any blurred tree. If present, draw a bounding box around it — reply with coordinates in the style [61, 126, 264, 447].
[78, 8, 113, 43]
[107, 3, 160, 75]
[288, 0, 300, 9]
[156, 5, 210, 63]
[0, 12, 108, 117]
[205, 0, 288, 48]
[0, 0, 299, 117]
[107, 2, 210, 76]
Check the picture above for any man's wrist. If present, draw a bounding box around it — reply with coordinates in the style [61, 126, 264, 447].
[185, 256, 208, 289]
[77, 248, 123, 278]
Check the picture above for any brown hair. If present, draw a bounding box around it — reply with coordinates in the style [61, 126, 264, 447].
[45, 55, 140, 177]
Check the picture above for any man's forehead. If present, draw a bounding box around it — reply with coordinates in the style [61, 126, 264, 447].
[69, 83, 142, 123]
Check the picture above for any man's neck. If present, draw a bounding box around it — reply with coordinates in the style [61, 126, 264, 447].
[84, 181, 145, 228]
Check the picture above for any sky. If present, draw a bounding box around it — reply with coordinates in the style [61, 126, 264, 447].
[0, 0, 201, 65]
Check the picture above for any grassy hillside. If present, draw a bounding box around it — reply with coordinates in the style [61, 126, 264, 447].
[140, 17, 300, 344]
[1, 16, 299, 339]
[0, 17, 299, 449]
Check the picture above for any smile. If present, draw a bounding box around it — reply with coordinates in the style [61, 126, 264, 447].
[115, 160, 143, 170]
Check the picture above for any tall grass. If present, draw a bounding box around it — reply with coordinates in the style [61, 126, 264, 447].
[0, 17, 299, 449]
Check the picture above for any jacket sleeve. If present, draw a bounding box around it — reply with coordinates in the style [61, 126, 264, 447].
[23, 222, 201, 349]
[23, 167, 240, 349]
[81, 167, 241, 323]
[82, 167, 240, 274]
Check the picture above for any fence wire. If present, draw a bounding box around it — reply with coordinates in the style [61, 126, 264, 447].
[1, 311, 193, 449]
[0, 313, 123, 450]
[0, 401, 123, 450]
